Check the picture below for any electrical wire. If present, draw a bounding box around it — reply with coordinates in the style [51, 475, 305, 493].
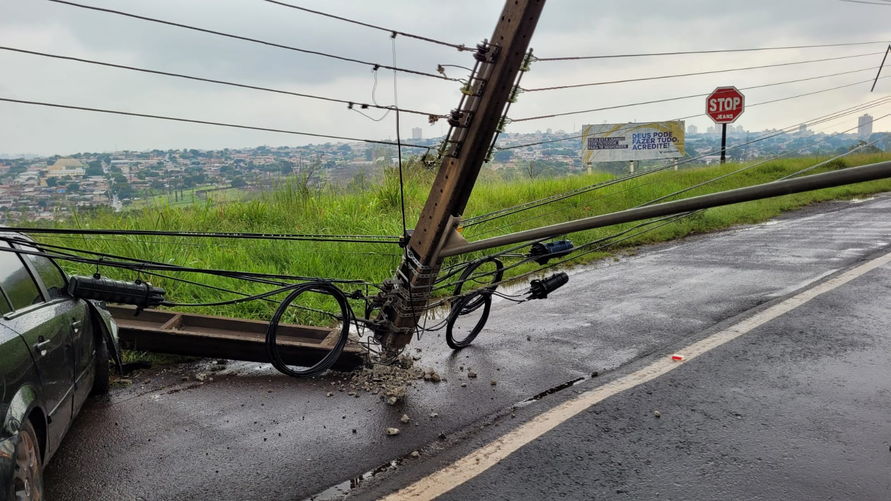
[521, 51, 885, 92]
[0, 97, 431, 150]
[47, 0, 458, 82]
[392, 37, 409, 238]
[0, 225, 401, 244]
[464, 96, 891, 227]
[511, 73, 891, 122]
[436, 114, 891, 301]
[0, 46, 445, 120]
[534, 40, 890, 62]
[509, 65, 878, 122]
[261, 0, 471, 52]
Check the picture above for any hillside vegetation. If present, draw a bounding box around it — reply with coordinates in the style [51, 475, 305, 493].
[44, 152, 891, 322]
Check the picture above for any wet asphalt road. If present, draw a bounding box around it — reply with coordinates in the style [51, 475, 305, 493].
[44, 194, 891, 500]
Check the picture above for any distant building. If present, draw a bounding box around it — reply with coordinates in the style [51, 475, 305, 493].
[46, 158, 85, 178]
[411, 127, 423, 140]
[858, 114, 873, 139]
[687, 124, 698, 135]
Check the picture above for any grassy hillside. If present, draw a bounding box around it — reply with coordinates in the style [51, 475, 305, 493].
[43, 152, 891, 322]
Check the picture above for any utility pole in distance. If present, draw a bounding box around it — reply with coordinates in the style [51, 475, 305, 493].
[374, 0, 546, 353]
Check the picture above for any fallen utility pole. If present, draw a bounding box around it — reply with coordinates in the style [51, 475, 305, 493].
[439, 160, 891, 257]
[375, 0, 546, 352]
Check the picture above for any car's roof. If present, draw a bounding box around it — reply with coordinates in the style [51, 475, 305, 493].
[0, 232, 33, 243]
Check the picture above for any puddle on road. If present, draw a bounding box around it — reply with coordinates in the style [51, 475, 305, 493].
[304, 458, 403, 501]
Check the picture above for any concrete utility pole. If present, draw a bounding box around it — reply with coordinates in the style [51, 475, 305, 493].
[375, 0, 546, 352]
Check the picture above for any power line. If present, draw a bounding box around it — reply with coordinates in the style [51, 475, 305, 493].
[522, 50, 885, 92]
[0, 46, 446, 120]
[47, 0, 458, 82]
[465, 97, 891, 225]
[0, 226, 402, 244]
[534, 40, 890, 61]
[509, 73, 891, 123]
[261, 0, 471, 52]
[0, 97, 431, 149]
[839, 0, 891, 5]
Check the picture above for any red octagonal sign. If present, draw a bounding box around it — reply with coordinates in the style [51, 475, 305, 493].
[706, 86, 745, 124]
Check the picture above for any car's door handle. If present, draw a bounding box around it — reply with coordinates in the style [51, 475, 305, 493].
[35, 337, 52, 356]
[71, 319, 82, 334]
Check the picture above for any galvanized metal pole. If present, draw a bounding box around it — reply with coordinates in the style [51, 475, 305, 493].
[377, 0, 546, 351]
[440, 161, 891, 257]
[720, 123, 727, 164]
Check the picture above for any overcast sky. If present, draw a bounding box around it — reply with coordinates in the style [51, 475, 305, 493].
[1, 0, 889, 156]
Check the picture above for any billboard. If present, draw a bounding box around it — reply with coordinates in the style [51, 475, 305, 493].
[581, 121, 685, 163]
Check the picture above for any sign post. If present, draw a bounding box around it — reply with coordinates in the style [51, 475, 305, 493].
[706, 86, 745, 164]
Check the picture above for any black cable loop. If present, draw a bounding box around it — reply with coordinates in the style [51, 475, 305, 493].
[265, 281, 351, 377]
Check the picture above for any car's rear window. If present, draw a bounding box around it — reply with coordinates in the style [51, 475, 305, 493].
[16, 242, 68, 300]
[0, 241, 43, 310]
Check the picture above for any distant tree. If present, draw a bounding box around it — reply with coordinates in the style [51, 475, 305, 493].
[231, 177, 247, 188]
[66, 182, 80, 193]
[493, 150, 514, 163]
[46, 177, 58, 187]
[85, 164, 104, 176]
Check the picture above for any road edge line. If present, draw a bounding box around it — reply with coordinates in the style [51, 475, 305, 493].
[382, 249, 891, 500]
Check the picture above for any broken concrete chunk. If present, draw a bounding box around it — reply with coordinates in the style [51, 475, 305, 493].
[467, 370, 478, 379]
[386, 427, 400, 436]
[400, 414, 411, 424]
[410, 450, 420, 458]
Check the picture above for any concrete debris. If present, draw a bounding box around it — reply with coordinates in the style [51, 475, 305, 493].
[429, 412, 438, 418]
[423, 369, 442, 383]
[654, 410, 661, 418]
[326, 392, 333, 397]
[460, 383, 467, 388]
[467, 370, 478, 379]
[490, 380, 497, 386]
[410, 451, 420, 458]
[321, 354, 444, 408]
[400, 414, 411, 424]
[386, 427, 400, 436]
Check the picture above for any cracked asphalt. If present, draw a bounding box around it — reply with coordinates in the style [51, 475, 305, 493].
[44, 194, 891, 500]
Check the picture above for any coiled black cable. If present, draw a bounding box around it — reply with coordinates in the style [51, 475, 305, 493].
[265, 281, 351, 377]
[445, 257, 503, 350]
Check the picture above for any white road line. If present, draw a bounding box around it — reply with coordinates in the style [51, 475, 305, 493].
[383, 249, 891, 501]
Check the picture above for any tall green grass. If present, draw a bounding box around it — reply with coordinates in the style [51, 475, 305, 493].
[46, 152, 891, 324]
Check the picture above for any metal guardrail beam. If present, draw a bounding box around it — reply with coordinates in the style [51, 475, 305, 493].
[441, 160, 891, 257]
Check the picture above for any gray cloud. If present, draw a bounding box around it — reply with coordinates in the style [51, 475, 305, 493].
[1, 0, 888, 155]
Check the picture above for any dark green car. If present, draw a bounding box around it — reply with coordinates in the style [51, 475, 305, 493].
[0, 234, 118, 500]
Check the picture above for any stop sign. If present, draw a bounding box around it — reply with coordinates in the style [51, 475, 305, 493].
[706, 86, 745, 124]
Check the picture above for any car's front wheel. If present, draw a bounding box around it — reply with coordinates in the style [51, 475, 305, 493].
[13, 420, 43, 501]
